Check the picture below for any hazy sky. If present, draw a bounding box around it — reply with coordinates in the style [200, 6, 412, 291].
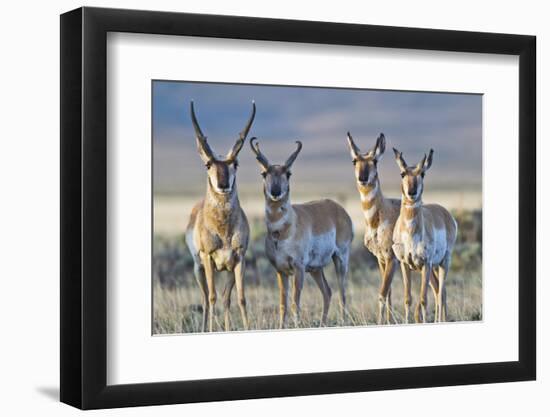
[153, 81, 482, 195]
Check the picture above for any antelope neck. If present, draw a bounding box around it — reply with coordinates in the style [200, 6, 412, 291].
[401, 198, 423, 232]
[359, 179, 383, 204]
[265, 193, 294, 241]
[360, 179, 384, 228]
[265, 192, 292, 220]
[205, 178, 239, 213]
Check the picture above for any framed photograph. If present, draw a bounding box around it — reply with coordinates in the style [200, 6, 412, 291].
[60, 6, 536, 409]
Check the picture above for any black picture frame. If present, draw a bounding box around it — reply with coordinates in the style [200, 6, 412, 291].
[60, 6, 536, 410]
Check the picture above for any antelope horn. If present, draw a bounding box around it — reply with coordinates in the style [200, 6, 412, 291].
[393, 147, 408, 173]
[190, 101, 215, 160]
[285, 141, 303, 169]
[346, 131, 361, 159]
[249, 137, 270, 169]
[228, 101, 256, 160]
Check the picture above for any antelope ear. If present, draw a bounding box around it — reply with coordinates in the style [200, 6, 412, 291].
[423, 149, 434, 172]
[374, 133, 386, 161]
[393, 147, 407, 173]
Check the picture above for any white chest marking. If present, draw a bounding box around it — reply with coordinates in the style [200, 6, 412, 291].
[365, 219, 392, 258]
[364, 204, 378, 220]
[404, 217, 416, 230]
[360, 183, 378, 202]
[378, 219, 390, 235]
[268, 214, 288, 231]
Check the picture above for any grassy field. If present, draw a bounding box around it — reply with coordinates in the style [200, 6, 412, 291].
[153, 208, 482, 334]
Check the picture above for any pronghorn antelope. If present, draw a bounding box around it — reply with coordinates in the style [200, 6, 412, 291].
[392, 148, 457, 323]
[185, 101, 255, 332]
[250, 138, 353, 328]
[346, 132, 401, 324]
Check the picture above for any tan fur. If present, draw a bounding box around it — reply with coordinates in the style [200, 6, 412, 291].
[347, 132, 400, 324]
[185, 102, 255, 332]
[265, 195, 353, 328]
[251, 138, 353, 328]
[186, 185, 249, 273]
[392, 148, 458, 323]
[186, 178, 251, 333]
[264, 199, 353, 273]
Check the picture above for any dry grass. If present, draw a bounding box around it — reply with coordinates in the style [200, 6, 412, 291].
[153, 211, 482, 334]
[153, 270, 482, 334]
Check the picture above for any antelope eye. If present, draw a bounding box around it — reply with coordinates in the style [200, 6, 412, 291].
[205, 161, 212, 169]
[373, 160, 378, 166]
[400, 172, 406, 178]
[286, 172, 292, 178]
[261, 172, 267, 178]
[421, 172, 425, 178]
[233, 160, 239, 168]
[352, 159, 357, 165]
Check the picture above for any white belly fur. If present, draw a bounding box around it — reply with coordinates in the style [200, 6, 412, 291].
[305, 230, 337, 269]
[395, 226, 448, 269]
[270, 230, 339, 273]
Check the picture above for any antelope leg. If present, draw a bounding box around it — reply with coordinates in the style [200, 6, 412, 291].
[222, 273, 235, 331]
[277, 272, 289, 329]
[310, 269, 332, 327]
[291, 267, 305, 327]
[201, 254, 217, 332]
[400, 262, 412, 324]
[378, 258, 396, 325]
[234, 257, 249, 330]
[193, 263, 209, 332]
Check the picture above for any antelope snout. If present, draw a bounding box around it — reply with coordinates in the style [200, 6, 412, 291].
[270, 184, 282, 198]
[407, 185, 419, 198]
[215, 177, 233, 194]
[212, 180, 232, 194]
